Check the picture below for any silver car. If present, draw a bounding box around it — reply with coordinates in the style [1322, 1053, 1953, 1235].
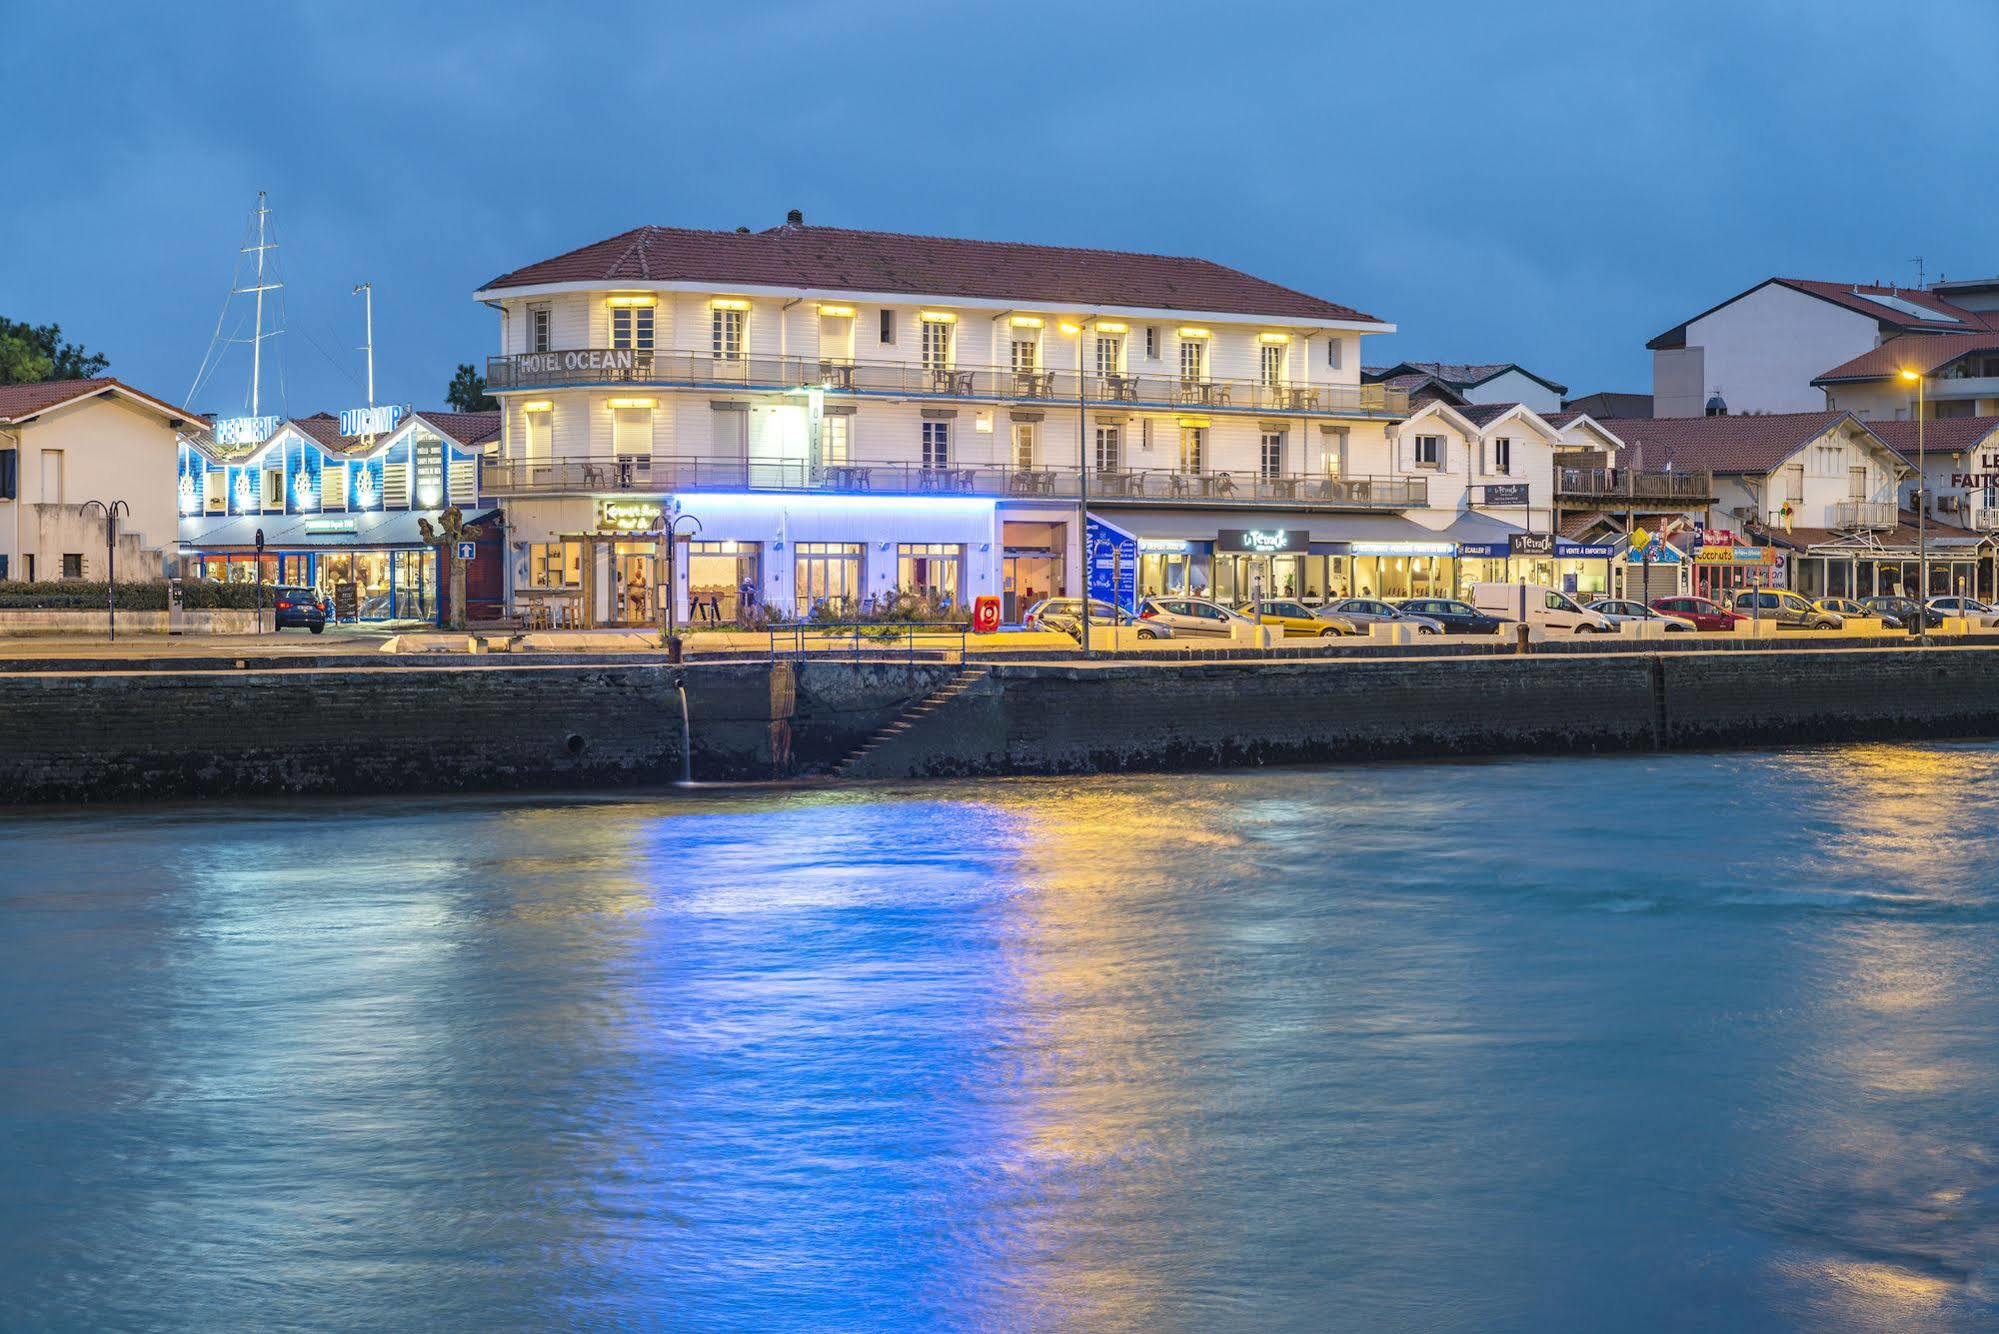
[1732, 589, 1842, 629]
[1925, 596, 1999, 627]
[1138, 596, 1256, 638]
[1038, 604, 1172, 641]
[1317, 596, 1444, 634]
[1587, 598, 1695, 631]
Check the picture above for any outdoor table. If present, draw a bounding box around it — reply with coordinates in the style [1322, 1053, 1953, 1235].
[1281, 387, 1321, 411]
[1266, 477, 1300, 499]
[1013, 371, 1053, 397]
[818, 361, 857, 390]
[1103, 374, 1140, 400]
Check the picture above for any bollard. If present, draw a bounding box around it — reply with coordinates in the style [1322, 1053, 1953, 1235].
[666, 635, 684, 664]
[1514, 622, 1532, 654]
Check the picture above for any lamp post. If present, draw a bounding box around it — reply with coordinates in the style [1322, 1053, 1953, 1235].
[660, 504, 703, 662]
[78, 499, 129, 641]
[1902, 367, 1929, 631]
[1060, 319, 1092, 655]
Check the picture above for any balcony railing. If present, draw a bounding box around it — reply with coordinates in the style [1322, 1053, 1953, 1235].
[479, 455, 1427, 510]
[1555, 466, 1715, 503]
[486, 350, 1410, 419]
[1831, 500, 1897, 530]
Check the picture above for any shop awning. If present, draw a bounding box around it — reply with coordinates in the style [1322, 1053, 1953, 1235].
[178, 509, 499, 552]
[1088, 509, 1461, 546]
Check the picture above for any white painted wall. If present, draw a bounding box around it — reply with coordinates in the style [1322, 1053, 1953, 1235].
[1657, 284, 1881, 417]
[0, 395, 180, 581]
[1462, 369, 1562, 415]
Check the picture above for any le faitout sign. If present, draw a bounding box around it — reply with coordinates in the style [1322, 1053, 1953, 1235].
[1951, 451, 1999, 490]
[517, 349, 639, 377]
[1217, 528, 1309, 554]
[1509, 533, 1556, 557]
[597, 499, 664, 533]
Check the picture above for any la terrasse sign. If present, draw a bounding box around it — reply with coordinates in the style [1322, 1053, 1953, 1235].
[517, 349, 639, 377]
[1218, 528, 1308, 554]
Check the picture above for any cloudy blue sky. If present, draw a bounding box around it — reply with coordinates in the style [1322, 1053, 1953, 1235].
[8, 0, 1991, 416]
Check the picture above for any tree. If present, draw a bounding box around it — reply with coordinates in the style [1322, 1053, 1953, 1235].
[0, 318, 108, 384]
[446, 363, 497, 412]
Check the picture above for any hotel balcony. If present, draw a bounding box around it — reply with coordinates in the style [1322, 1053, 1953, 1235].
[485, 350, 1411, 421]
[480, 455, 1429, 511]
[1555, 466, 1715, 506]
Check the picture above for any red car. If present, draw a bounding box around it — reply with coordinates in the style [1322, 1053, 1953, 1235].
[1650, 595, 1739, 631]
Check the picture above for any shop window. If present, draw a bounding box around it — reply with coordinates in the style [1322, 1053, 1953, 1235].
[712, 307, 745, 362]
[922, 420, 950, 470]
[1011, 422, 1036, 470]
[1414, 434, 1443, 470]
[1095, 425, 1120, 473]
[610, 303, 654, 351]
[527, 541, 582, 588]
[61, 553, 83, 580]
[898, 543, 963, 602]
[795, 541, 864, 615]
[1179, 426, 1205, 474]
[529, 305, 550, 353]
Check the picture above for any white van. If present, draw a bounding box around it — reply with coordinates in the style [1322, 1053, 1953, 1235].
[1470, 582, 1615, 634]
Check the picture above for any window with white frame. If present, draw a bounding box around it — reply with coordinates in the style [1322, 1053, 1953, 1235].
[822, 414, 850, 465]
[922, 420, 949, 469]
[879, 310, 896, 344]
[612, 406, 653, 458]
[1179, 338, 1206, 384]
[1259, 431, 1284, 479]
[1260, 343, 1285, 388]
[1011, 335, 1038, 373]
[711, 307, 745, 361]
[1145, 326, 1159, 360]
[921, 319, 952, 370]
[528, 540, 582, 588]
[897, 543, 963, 602]
[1414, 434, 1443, 470]
[524, 407, 552, 460]
[1094, 425, 1120, 473]
[1179, 425, 1204, 473]
[609, 302, 654, 350]
[1011, 421, 1036, 470]
[1326, 336, 1343, 369]
[1095, 334, 1123, 377]
[1322, 427, 1349, 477]
[529, 305, 550, 353]
[1491, 436, 1512, 475]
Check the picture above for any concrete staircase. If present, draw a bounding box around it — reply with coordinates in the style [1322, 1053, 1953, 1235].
[831, 669, 985, 779]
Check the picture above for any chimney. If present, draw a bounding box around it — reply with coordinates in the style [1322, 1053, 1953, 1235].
[785, 208, 804, 229]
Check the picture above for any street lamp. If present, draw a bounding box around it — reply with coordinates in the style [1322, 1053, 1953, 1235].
[1060, 319, 1092, 655]
[660, 503, 703, 662]
[1902, 367, 1929, 629]
[78, 499, 130, 641]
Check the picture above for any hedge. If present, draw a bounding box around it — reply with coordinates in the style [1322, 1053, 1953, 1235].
[0, 580, 272, 611]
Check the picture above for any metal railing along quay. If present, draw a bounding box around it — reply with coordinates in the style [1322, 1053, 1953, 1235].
[478, 455, 1428, 510]
[487, 349, 1411, 419]
[765, 621, 971, 664]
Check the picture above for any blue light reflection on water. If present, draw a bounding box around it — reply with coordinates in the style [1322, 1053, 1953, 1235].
[5, 744, 1999, 1330]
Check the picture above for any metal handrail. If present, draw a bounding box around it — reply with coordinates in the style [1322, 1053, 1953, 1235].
[1831, 500, 1897, 530]
[765, 619, 971, 664]
[478, 456, 1428, 509]
[487, 349, 1411, 418]
[1555, 466, 1715, 500]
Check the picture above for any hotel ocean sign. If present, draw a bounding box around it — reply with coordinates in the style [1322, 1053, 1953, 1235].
[516, 349, 639, 378]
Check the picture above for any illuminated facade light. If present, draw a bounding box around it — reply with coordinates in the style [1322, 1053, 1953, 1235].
[605, 294, 657, 308]
[1178, 326, 1211, 339]
[1259, 332, 1291, 344]
[817, 303, 856, 317]
[1096, 321, 1129, 334]
[710, 297, 751, 311]
[606, 398, 657, 410]
[918, 310, 957, 323]
[521, 400, 554, 412]
[1009, 315, 1044, 328]
[1058, 322, 1084, 336]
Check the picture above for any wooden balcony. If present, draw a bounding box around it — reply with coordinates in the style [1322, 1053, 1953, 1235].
[479, 455, 1429, 511]
[485, 350, 1410, 420]
[1556, 466, 1715, 506]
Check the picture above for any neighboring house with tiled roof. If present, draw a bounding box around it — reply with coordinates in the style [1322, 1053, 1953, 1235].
[1866, 416, 1999, 530]
[1561, 391, 1652, 420]
[0, 378, 204, 581]
[1812, 333, 1999, 422]
[1647, 277, 1997, 419]
[1363, 361, 1567, 414]
[1609, 411, 1908, 538]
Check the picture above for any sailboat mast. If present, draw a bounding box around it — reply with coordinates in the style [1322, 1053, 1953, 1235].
[354, 282, 375, 409]
[250, 192, 268, 418]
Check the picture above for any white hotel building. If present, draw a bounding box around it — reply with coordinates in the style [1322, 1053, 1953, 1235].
[475, 211, 1615, 623]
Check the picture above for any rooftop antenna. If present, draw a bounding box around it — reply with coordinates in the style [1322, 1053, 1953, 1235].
[353, 282, 374, 409]
[1912, 255, 1927, 289]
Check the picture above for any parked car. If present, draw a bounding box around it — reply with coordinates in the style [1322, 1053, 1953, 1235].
[1730, 589, 1843, 629]
[1816, 597, 1899, 628]
[1021, 597, 1122, 631]
[1237, 598, 1357, 637]
[1586, 598, 1695, 631]
[1039, 604, 1172, 641]
[271, 585, 327, 633]
[1393, 597, 1504, 634]
[1862, 595, 1943, 629]
[1926, 596, 1999, 627]
[1318, 597, 1444, 634]
[1138, 596, 1257, 638]
[1649, 595, 1741, 631]
[1469, 583, 1614, 634]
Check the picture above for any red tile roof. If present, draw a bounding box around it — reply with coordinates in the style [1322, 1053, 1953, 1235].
[1649, 279, 1997, 350]
[1813, 332, 1999, 384]
[1864, 416, 1999, 460]
[480, 219, 1382, 323]
[0, 377, 203, 426]
[1607, 411, 1861, 473]
[411, 409, 502, 448]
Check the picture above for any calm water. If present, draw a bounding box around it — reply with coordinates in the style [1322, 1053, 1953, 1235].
[5, 748, 1999, 1331]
